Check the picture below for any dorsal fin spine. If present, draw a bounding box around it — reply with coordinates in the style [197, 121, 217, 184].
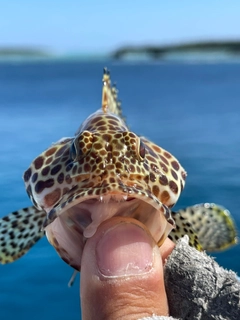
[101, 68, 123, 119]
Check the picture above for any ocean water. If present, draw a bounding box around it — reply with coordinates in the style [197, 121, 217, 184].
[0, 60, 239, 319]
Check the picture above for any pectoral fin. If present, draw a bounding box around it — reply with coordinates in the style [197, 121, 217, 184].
[0, 206, 46, 264]
[169, 203, 237, 252]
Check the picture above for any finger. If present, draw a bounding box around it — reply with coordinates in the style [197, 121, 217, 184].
[160, 238, 175, 263]
[80, 217, 169, 320]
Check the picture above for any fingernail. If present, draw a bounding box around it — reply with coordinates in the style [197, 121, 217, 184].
[96, 222, 154, 277]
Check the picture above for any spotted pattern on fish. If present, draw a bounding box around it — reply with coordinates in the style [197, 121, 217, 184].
[0, 207, 45, 264]
[0, 68, 237, 269]
[170, 203, 237, 251]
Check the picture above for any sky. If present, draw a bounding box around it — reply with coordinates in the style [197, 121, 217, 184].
[1, 0, 240, 54]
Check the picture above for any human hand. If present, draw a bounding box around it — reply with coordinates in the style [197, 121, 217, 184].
[80, 217, 175, 320]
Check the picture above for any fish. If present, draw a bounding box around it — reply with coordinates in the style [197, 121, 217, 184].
[0, 68, 237, 272]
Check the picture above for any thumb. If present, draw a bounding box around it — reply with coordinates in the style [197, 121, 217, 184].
[80, 217, 170, 320]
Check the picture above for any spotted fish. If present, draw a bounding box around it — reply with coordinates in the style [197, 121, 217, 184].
[0, 69, 237, 270]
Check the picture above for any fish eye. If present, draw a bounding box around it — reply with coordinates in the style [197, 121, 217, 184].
[138, 139, 145, 161]
[69, 142, 77, 161]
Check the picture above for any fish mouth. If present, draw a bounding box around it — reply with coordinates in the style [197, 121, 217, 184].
[44, 190, 174, 270]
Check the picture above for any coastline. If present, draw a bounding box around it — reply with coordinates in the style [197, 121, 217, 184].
[1, 40, 240, 63]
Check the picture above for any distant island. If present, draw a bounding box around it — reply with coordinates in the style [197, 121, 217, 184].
[111, 40, 240, 59]
[1, 40, 240, 62]
[0, 47, 51, 59]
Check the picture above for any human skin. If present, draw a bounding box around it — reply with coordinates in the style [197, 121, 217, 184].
[80, 217, 175, 320]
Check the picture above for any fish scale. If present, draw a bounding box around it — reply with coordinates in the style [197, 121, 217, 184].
[0, 68, 237, 270]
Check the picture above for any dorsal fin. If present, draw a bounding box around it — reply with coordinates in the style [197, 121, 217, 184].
[101, 68, 123, 119]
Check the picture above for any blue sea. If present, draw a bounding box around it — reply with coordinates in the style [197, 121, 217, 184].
[0, 60, 239, 319]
